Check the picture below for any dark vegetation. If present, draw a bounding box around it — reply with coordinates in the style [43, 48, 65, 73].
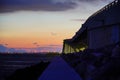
[6, 61, 50, 80]
[62, 44, 120, 80]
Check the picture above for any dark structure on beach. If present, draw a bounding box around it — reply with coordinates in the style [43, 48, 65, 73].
[63, 0, 120, 54]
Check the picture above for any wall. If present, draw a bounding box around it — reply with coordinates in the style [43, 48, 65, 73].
[88, 25, 120, 49]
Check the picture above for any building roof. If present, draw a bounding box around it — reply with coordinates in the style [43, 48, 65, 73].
[84, 0, 120, 29]
[64, 0, 120, 43]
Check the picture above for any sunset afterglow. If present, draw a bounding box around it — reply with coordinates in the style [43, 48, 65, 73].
[0, 0, 114, 52]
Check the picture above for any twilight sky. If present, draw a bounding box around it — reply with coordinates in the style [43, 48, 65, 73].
[0, 0, 114, 52]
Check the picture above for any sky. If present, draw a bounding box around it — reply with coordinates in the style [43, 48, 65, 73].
[0, 0, 114, 53]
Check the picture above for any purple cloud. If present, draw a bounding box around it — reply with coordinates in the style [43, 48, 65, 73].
[36, 46, 62, 52]
[0, 44, 8, 52]
[0, 0, 77, 13]
[0, 0, 114, 13]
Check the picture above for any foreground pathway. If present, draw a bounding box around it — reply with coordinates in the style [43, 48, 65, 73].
[38, 56, 82, 80]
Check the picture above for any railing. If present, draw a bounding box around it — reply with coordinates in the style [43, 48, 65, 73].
[89, 0, 120, 18]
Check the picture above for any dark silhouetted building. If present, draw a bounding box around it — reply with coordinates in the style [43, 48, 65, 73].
[63, 0, 120, 54]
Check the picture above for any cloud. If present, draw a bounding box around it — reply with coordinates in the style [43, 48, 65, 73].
[36, 45, 40, 47]
[33, 42, 38, 45]
[5, 44, 8, 46]
[0, 0, 114, 13]
[0, 44, 62, 53]
[71, 19, 86, 22]
[36, 46, 62, 52]
[33, 42, 40, 47]
[0, 0, 77, 13]
[51, 32, 57, 36]
[8, 48, 17, 53]
[0, 44, 27, 53]
[15, 49, 26, 53]
[0, 44, 8, 52]
[48, 44, 62, 47]
[78, 0, 114, 3]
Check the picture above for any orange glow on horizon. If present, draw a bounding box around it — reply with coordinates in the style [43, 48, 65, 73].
[0, 36, 63, 48]
[0, 29, 74, 48]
